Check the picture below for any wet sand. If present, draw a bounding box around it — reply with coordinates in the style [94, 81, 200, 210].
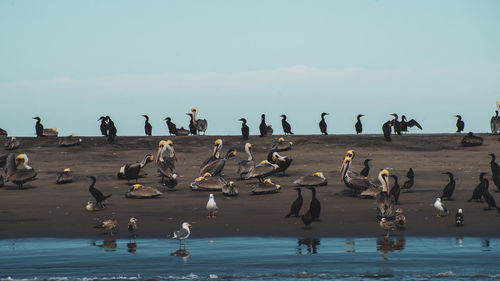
[0, 133, 499, 238]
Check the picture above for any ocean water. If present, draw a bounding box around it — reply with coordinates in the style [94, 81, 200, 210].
[0, 237, 499, 281]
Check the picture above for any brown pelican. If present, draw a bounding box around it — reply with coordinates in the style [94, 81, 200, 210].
[491, 110, 500, 134]
[94, 219, 118, 235]
[401, 115, 423, 133]
[191, 107, 208, 135]
[460, 132, 483, 147]
[281, 114, 294, 135]
[186, 113, 197, 135]
[169, 222, 191, 249]
[58, 133, 82, 147]
[401, 168, 414, 192]
[360, 169, 389, 199]
[176, 127, 190, 136]
[98, 116, 108, 136]
[440, 172, 455, 200]
[33, 117, 44, 137]
[4, 137, 20, 150]
[391, 114, 402, 135]
[156, 140, 178, 188]
[125, 184, 162, 198]
[339, 156, 373, 195]
[251, 178, 280, 194]
[190, 173, 231, 191]
[272, 137, 293, 152]
[245, 160, 278, 182]
[43, 128, 58, 137]
[293, 172, 327, 186]
[285, 188, 303, 218]
[142, 115, 152, 136]
[319, 112, 329, 135]
[200, 139, 223, 168]
[206, 193, 218, 218]
[6, 153, 37, 189]
[200, 148, 236, 176]
[355, 114, 364, 134]
[434, 198, 449, 217]
[56, 168, 73, 184]
[87, 176, 112, 208]
[222, 181, 238, 197]
[0, 128, 7, 136]
[270, 151, 292, 176]
[164, 117, 178, 136]
[118, 154, 154, 184]
[455, 115, 464, 133]
[239, 118, 249, 140]
[237, 143, 255, 179]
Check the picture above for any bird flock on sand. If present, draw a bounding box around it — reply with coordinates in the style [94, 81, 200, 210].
[1, 104, 500, 250]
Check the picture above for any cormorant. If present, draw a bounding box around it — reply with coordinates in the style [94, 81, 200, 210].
[482, 182, 500, 211]
[468, 172, 487, 202]
[360, 159, 371, 177]
[401, 115, 423, 133]
[440, 172, 455, 200]
[489, 153, 500, 192]
[87, 176, 112, 208]
[142, 115, 152, 136]
[239, 118, 249, 140]
[391, 114, 402, 135]
[382, 120, 393, 141]
[455, 115, 464, 133]
[186, 113, 197, 135]
[319, 112, 329, 135]
[33, 117, 44, 137]
[98, 116, 108, 136]
[285, 188, 303, 218]
[389, 175, 401, 205]
[401, 168, 415, 192]
[106, 116, 117, 143]
[308, 187, 321, 221]
[281, 114, 293, 135]
[164, 117, 177, 136]
[355, 114, 364, 134]
[259, 114, 268, 137]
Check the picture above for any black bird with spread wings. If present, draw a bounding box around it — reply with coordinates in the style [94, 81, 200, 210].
[88, 176, 112, 207]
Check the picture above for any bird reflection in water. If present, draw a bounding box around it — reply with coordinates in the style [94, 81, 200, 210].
[127, 242, 137, 254]
[92, 239, 117, 252]
[376, 237, 405, 260]
[481, 239, 490, 251]
[170, 249, 190, 258]
[297, 238, 320, 254]
[344, 240, 355, 253]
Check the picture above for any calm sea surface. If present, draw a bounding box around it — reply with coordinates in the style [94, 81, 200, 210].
[0, 237, 499, 281]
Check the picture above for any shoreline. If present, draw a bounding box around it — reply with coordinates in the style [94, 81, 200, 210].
[1, 134, 499, 238]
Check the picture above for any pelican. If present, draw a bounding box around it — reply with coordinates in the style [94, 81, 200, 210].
[164, 117, 178, 136]
[293, 172, 327, 186]
[200, 148, 237, 176]
[125, 184, 163, 198]
[319, 112, 329, 135]
[251, 178, 281, 194]
[43, 128, 58, 137]
[280, 114, 294, 135]
[4, 137, 20, 150]
[191, 107, 208, 135]
[118, 154, 154, 184]
[33, 117, 44, 137]
[206, 193, 218, 218]
[491, 110, 500, 134]
[87, 176, 112, 208]
[460, 132, 483, 147]
[98, 116, 108, 136]
[6, 153, 37, 189]
[239, 118, 249, 140]
[0, 128, 7, 136]
[272, 137, 293, 152]
[56, 168, 73, 184]
[58, 133, 82, 147]
[237, 143, 255, 179]
[200, 139, 222, 168]
[142, 115, 152, 136]
[156, 140, 177, 172]
[94, 219, 118, 235]
[168, 222, 191, 249]
[359, 168, 389, 199]
[339, 155, 373, 195]
[245, 160, 278, 182]
[190, 173, 232, 191]
[270, 151, 292, 176]
[186, 113, 197, 135]
[454, 115, 464, 133]
[222, 181, 238, 197]
[355, 114, 364, 134]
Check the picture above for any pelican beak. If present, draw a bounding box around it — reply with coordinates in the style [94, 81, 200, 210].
[155, 146, 162, 163]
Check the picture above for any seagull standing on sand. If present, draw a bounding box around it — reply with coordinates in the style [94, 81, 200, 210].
[434, 198, 449, 217]
[94, 219, 118, 235]
[206, 193, 218, 218]
[169, 222, 192, 249]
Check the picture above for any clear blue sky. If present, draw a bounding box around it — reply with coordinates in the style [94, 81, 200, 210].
[1, 0, 499, 136]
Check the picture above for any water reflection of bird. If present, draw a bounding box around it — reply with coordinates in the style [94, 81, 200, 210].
[92, 239, 117, 252]
[297, 238, 320, 254]
[127, 242, 137, 254]
[377, 237, 406, 256]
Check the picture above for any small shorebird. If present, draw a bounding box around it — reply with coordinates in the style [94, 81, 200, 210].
[206, 194, 218, 218]
[128, 217, 138, 237]
[95, 219, 118, 235]
[379, 218, 396, 237]
[455, 209, 464, 226]
[169, 222, 192, 249]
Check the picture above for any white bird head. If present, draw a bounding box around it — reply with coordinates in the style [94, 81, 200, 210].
[209, 193, 214, 200]
[182, 222, 192, 229]
[458, 208, 463, 214]
[129, 217, 138, 223]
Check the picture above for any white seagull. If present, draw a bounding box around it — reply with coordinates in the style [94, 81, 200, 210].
[434, 198, 449, 217]
[206, 193, 218, 218]
[169, 222, 192, 249]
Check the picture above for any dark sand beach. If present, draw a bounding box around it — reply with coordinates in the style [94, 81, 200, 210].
[0, 133, 499, 238]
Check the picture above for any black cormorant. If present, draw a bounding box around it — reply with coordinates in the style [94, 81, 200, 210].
[164, 117, 177, 136]
[489, 153, 500, 192]
[106, 116, 117, 143]
[33, 117, 44, 137]
[259, 114, 267, 137]
[389, 175, 400, 204]
[482, 183, 499, 211]
[468, 172, 487, 202]
[98, 116, 108, 136]
[401, 115, 423, 133]
[391, 114, 402, 135]
[360, 159, 371, 177]
[308, 187, 321, 221]
[455, 115, 464, 133]
[281, 114, 293, 135]
[186, 113, 197, 135]
[239, 118, 249, 140]
[382, 120, 393, 141]
[142, 115, 152, 136]
[440, 172, 455, 200]
[87, 176, 112, 208]
[285, 188, 303, 218]
[355, 114, 364, 134]
[319, 112, 329, 135]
